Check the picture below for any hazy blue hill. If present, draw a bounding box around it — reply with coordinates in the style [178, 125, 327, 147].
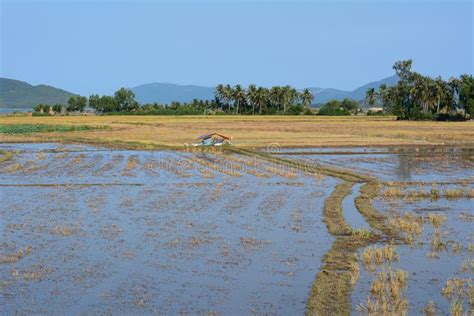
[306, 87, 351, 104]
[1, 75, 400, 109]
[132, 76, 399, 106]
[0, 78, 76, 109]
[132, 83, 215, 104]
[307, 75, 398, 105]
[350, 75, 399, 101]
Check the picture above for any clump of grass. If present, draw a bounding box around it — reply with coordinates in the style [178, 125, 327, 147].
[383, 187, 404, 199]
[443, 188, 465, 199]
[50, 224, 80, 236]
[467, 188, 474, 198]
[431, 234, 445, 252]
[442, 277, 473, 316]
[427, 213, 447, 233]
[459, 259, 474, 274]
[361, 244, 399, 271]
[451, 242, 463, 254]
[406, 188, 431, 201]
[389, 212, 424, 243]
[374, 248, 383, 265]
[358, 267, 409, 316]
[0, 150, 14, 164]
[4, 162, 22, 173]
[349, 228, 373, 240]
[0, 245, 32, 264]
[188, 236, 210, 247]
[424, 300, 436, 315]
[449, 300, 463, 316]
[0, 124, 96, 134]
[442, 278, 466, 298]
[349, 261, 360, 286]
[430, 186, 440, 200]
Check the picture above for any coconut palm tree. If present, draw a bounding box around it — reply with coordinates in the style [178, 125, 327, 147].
[233, 84, 245, 114]
[215, 84, 225, 111]
[247, 84, 258, 115]
[448, 77, 461, 113]
[270, 86, 282, 112]
[365, 88, 377, 107]
[301, 89, 314, 111]
[256, 87, 269, 114]
[224, 84, 233, 113]
[281, 85, 297, 113]
[430, 77, 444, 114]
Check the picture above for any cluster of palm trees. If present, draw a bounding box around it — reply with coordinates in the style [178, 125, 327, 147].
[366, 60, 473, 119]
[215, 84, 314, 114]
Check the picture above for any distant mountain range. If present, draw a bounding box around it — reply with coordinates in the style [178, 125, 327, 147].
[132, 83, 215, 105]
[0, 78, 76, 109]
[130, 75, 399, 105]
[0, 76, 399, 109]
[307, 75, 399, 104]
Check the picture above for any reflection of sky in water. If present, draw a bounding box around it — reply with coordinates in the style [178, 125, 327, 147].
[0, 143, 335, 315]
[352, 198, 474, 314]
[280, 147, 474, 182]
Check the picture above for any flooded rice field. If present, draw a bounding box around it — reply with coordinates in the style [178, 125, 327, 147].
[1, 144, 473, 315]
[353, 198, 473, 314]
[279, 147, 474, 182]
[0, 143, 335, 314]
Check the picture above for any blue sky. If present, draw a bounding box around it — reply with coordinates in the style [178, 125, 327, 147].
[1, 0, 472, 95]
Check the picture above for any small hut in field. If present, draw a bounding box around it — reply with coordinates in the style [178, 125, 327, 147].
[195, 133, 232, 146]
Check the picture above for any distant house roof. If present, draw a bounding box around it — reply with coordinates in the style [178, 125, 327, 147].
[197, 133, 232, 140]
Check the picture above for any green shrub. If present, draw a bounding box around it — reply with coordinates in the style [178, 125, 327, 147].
[317, 107, 350, 116]
[0, 124, 95, 134]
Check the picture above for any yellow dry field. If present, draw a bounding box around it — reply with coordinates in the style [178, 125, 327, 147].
[1, 115, 473, 148]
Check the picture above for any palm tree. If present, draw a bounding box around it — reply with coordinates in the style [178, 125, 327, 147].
[365, 88, 377, 107]
[301, 89, 314, 111]
[247, 84, 258, 115]
[448, 77, 461, 113]
[270, 86, 282, 112]
[256, 87, 269, 114]
[215, 84, 225, 111]
[233, 84, 245, 114]
[433, 77, 446, 114]
[224, 84, 233, 113]
[281, 85, 297, 113]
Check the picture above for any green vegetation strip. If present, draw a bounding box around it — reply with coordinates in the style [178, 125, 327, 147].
[0, 124, 97, 134]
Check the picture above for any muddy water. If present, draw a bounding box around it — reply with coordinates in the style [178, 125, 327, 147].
[0, 144, 335, 314]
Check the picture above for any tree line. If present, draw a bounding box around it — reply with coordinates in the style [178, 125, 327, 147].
[32, 59, 472, 119]
[365, 60, 473, 120]
[33, 86, 317, 115]
[214, 84, 314, 114]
